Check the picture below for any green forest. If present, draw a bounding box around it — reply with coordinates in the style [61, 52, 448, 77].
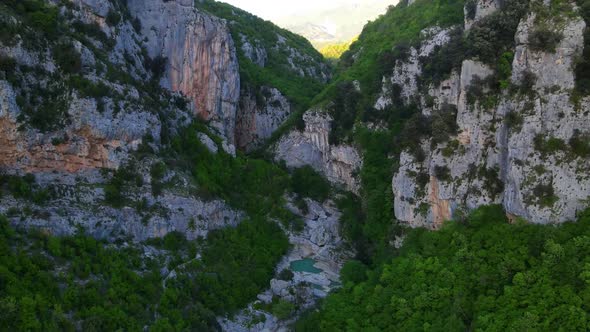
[0, 214, 288, 330]
[297, 206, 590, 331]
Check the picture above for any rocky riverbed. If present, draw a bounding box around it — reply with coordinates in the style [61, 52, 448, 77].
[218, 197, 353, 331]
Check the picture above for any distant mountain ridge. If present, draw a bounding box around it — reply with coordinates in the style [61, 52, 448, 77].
[276, 0, 396, 48]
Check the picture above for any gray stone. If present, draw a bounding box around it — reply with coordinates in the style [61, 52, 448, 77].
[274, 110, 362, 193]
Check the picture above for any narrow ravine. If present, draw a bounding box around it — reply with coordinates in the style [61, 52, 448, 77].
[218, 197, 353, 331]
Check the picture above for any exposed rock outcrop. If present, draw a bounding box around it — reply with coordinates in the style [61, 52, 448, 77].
[127, 0, 240, 143]
[0, 77, 161, 173]
[274, 110, 362, 193]
[240, 33, 267, 67]
[464, 0, 502, 30]
[375, 27, 452, 110]
[236, 87, 292, 152]
[392, 5, 590, 228]
[4, 168, 243, 241]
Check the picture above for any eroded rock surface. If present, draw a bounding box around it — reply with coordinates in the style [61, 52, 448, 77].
[392, 5, 590, 228]
[128, 0, 240, 142]
[274, 110, 362, 193]
[236, 87, 292, 152]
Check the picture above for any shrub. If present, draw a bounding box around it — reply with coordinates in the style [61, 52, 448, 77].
[7, 175, 32, 198]
[465, 0, 529, 64]
[272, 300, 295, 320]
[465, 0, 477, 20]
[479, 167, 504, 199]
[277, 269, 294, 281]
[329, 81, 361, 145]
[532, 183, 559, 207]
[430, 103, 458, 145]
[291, 166, 331, 202]
[106, 9, 121, 26]
[504, 111, 524, 131]
[397, 113, 431, 157]
[534, 135, 567, 155]
[53, 43, 81, 74]
[466, 76, 487, 105]
[69, 75, 111, 98]
[434, 165, 452, 182]
[575, 2, 590, 95]
[518, 70, 538, 95]
[529, 29, 563, 53]
[419, 28, 465, 86]
[150, 162, 167, 180]
[497, 52, 514, 89]
[71, 20, 114, 50]
[146, 56, 168, 80]
[0, 55, 16, 74]
[103, 162, 143, 207]
[569, 130, 590, 158]
[340, 260, 368, 284]
[132, 17, 142, 33]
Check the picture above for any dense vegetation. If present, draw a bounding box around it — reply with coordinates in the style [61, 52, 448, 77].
[575, 0, 590, 95]
[163, 123, 307, 231]
[297, 206, 590, 331]
[314, 0, 465, 110]
[0, 212, 287, 330]
[4, 0, 590, 330]
[319, 40, 354, 64]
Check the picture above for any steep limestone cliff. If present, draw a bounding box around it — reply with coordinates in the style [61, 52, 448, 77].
[274, 110, 362, 193]
[193, 0, 331, 151]
[0, 0, 169, 174]
[127, 0, 241, 143]
[390, 1, 590, 228]
[236, 86, 292, 151]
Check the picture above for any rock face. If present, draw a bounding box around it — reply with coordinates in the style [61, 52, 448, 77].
[0, 0, 199, 174]
[4, 167, 243, 242]
[127, 0, 240, 143]
[0, 0, 250, 241]
[391, 4, 590, 228]
[240, 33, 267, 67]
[375, 27, 452, 110]
[464, 0, 502, 30]
[274, 110, 362, 193]
[236, 87, 292, 152]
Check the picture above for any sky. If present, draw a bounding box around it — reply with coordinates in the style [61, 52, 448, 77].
[221, 0, 370, 21]
[220, 0, 395, 46]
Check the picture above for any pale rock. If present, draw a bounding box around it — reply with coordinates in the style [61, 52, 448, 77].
[512, 13, 586, 90]
[69, 0, 112, 18]
[128, 0, 240, 143]
[393, 10, 590, 227]
[465, 0, 502, 30]
[240, 34, 267, 67]
[460, 60, 495, 90]
[375, 27, 453, 109]
[198, 132, 219, 154]
[222, 139, 237, 157]
[236, 87, 292, 152]
[274, 110, 362, 193]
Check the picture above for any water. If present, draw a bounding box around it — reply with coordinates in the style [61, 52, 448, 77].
[290, 258, 322, 274]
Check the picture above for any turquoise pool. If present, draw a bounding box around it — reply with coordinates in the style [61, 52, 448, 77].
[290, 258, 322, 274]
